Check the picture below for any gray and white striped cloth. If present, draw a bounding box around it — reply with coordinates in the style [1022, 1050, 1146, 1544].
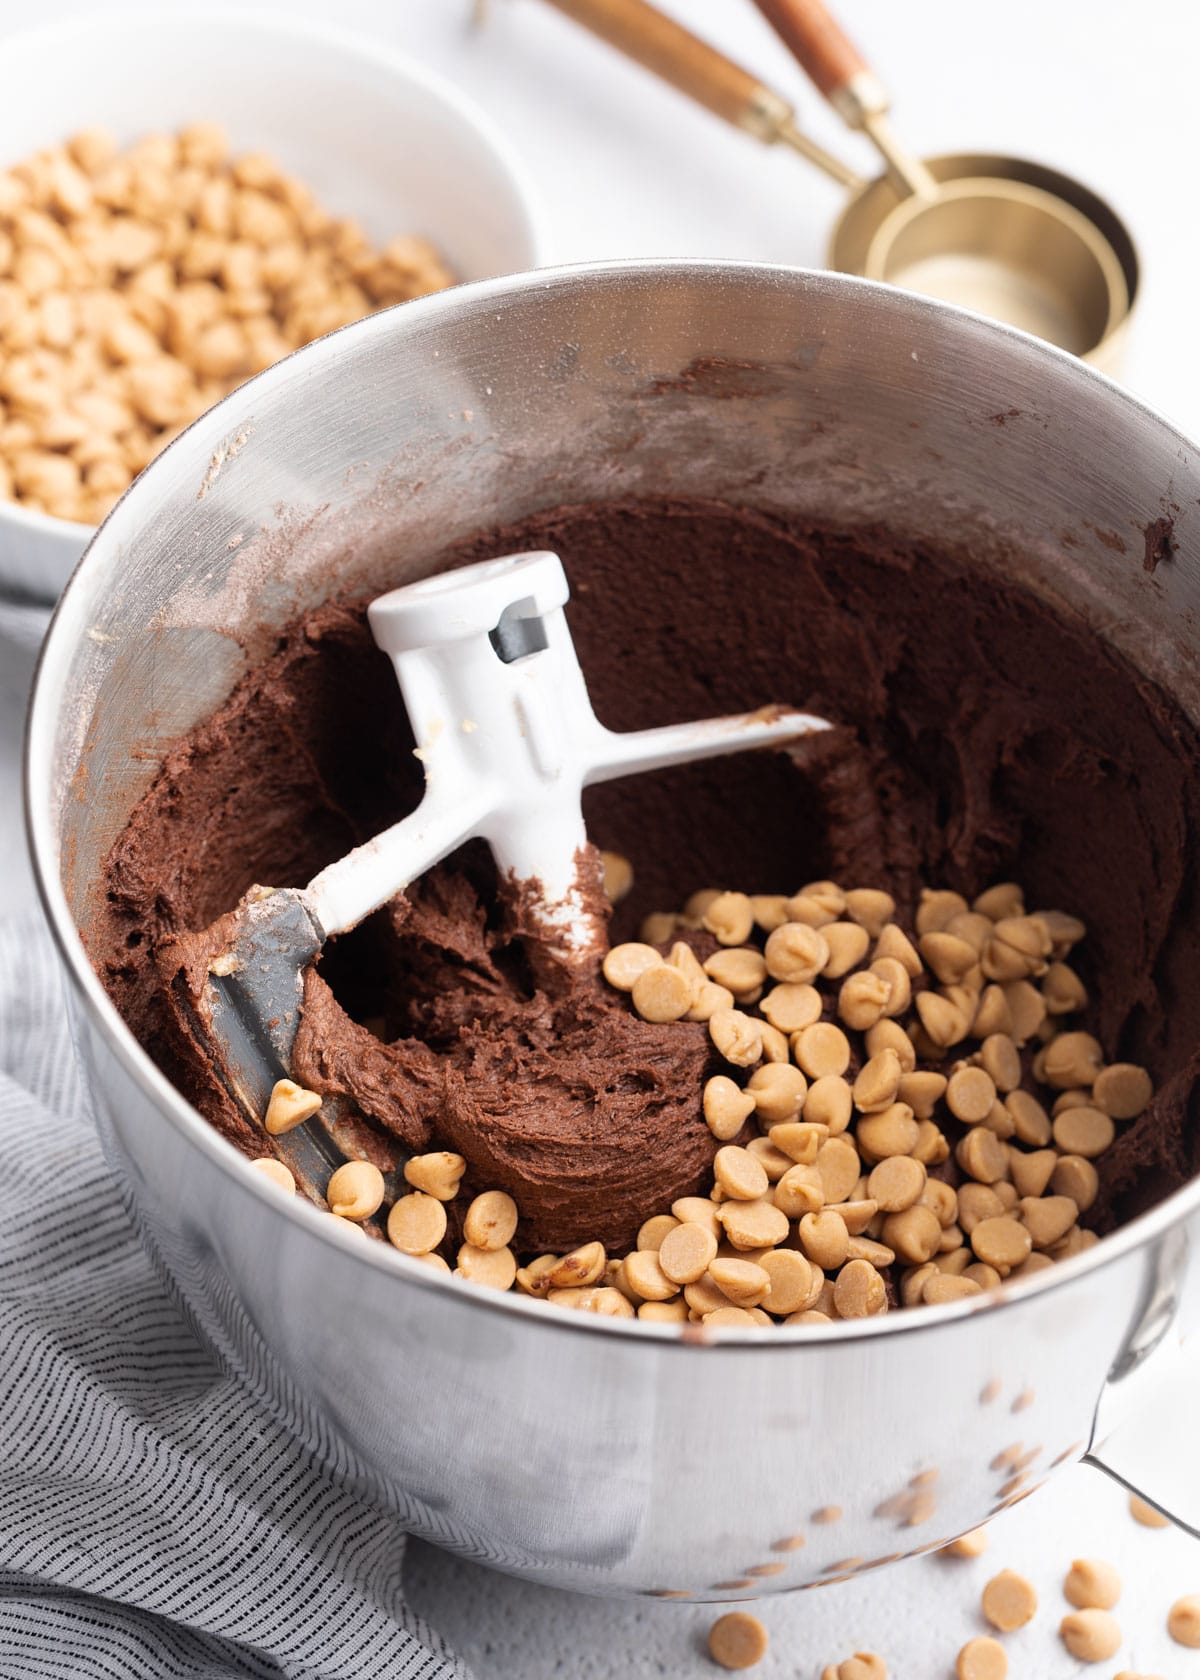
[0, 595, 470, 1678]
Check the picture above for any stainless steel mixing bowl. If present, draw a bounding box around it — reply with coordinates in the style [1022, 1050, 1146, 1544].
[26, 262, 1200, 1599]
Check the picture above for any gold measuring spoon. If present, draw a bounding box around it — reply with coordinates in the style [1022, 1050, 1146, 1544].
[750, 0, 937, 199]
[541, 0, 863, 187]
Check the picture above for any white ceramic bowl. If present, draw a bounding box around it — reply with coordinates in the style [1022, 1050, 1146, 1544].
[0, 6, 544, 603]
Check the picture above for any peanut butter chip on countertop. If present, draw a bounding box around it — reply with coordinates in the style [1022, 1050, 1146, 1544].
[822, 1656, 887, 1680]
[955, 1637, 1007, 1680]
[981, 1568, 1038, 1630]
[707, 1611, 768, 1670]
[1168, 1595, 1200, 1646]
[1128, 1493, 1171, 1528]
[1063, 1557, 1122, 1609]
[1059, 1608, 1122, 1661]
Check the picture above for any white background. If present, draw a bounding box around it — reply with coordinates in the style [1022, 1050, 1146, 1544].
[2, 0, 1199, 1673]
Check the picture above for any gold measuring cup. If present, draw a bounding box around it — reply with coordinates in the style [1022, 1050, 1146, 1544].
[539, 0, 1138, 368]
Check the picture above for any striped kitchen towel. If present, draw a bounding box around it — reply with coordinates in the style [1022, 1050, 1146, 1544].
[0, 909, 470, 1680]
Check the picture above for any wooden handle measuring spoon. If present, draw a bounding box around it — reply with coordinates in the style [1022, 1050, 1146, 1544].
[542, 0, 861, 187]
[750, 0, 938, 198]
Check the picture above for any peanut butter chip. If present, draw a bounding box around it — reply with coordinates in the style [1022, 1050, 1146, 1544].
[720, 1193, 789, 1250]
[1005, 1089, 1052, 1146]
[774, 1162, 825, 1218]
[637, 1214, 679, 1251]
[867, 1155, 926, 1212]
[710, 1008, 764, 1067]
[404, 1150, 466, 1200]
[838, 969, 892, 1030]
[638, 1299, 688, 1323]
[456, 1243, 517, 1290]
[805, 1074, 854, 1133]
[922, 1273, 982, 1304]
[714, 1145, 770, 1201]
[768, 1120, 825, 1163]
[632, 962, 693, 1022]
[600, 849, 633, 903]
[548, 1241, 607, 1288]
[1020, 1194, 1078, 1249]
[688, 981, 735, 1022]
[957, 1127, 1010, 1184]
[704, 1075, 757, 1140]
[1129, 1493, 1170, 1528]
[899, 1069, 947, 1119]
[955, 1637, 1007, 1680]
[658, 1221, 718, 1285]
[947, 1066, 998, 1123]
[822, 1657, 887, 1680]
[463, 1190, 519, 1251]
[623, 1249, 678, 1301]
[833, 1257, 887, 1317]
[799, 1209, 850, 1270]
[821, 920, 871, 977]
[942, 1527, 989, 1558]
[837, 886, 892, 938]
[982, 1568, 1038, 1631]
[750, 893, 790, 931]
[1052, 1105, 1116, 1158]
[794, 1021, 852, 1079]
[704, 1306, 762, 1327]
[920, 930, 979, 984]
[602, 941, 662, 991]
[703, 891, 755, 947]
[760, 981, 822, 1032]
[326, 1160, 384, 1221]
[708, 1612, 768, 1670]
[386, 1192, 446, 1255]
[1059, 1608, 1122, 1661]
[748, 1061, 807, 1122]
[1063, 1557, 1121, 1610]
[856, 1103, 918, 1160]
[765, 921, 829, 983]
[853, 1048, 902, 1113]
[1093, 1062, 1153, 1119]
[915, 991, 969, 1049]
[974, 882, 1025, 920]
[1052, 1154, 1099, 1211]
[815, 1137, 862, 1204]
[971, 1216, 1033, 1270]
[249, 1157, 295, 1193]
[758, 1248, 814, 1315]
[709, 1257, 771, 1306]
[1168, 1595, 1200, 1646]
[882, 1205, 941, 1265]
[1040, 1029, 1105, 1089]
[263, 1077, 321, 1135]
[704, 947, 767, 996]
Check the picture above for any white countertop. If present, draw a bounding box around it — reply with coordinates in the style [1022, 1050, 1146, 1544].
[1, 0, 1197, 1672]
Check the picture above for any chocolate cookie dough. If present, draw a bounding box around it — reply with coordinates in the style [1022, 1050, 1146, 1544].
[92, 500, 1200, 1251]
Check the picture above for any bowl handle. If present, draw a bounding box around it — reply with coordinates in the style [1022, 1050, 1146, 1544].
[1084, 1222, 1200, 1534]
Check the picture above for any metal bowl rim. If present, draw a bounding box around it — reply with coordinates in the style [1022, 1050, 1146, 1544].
[25, 255, 1200, 1350]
